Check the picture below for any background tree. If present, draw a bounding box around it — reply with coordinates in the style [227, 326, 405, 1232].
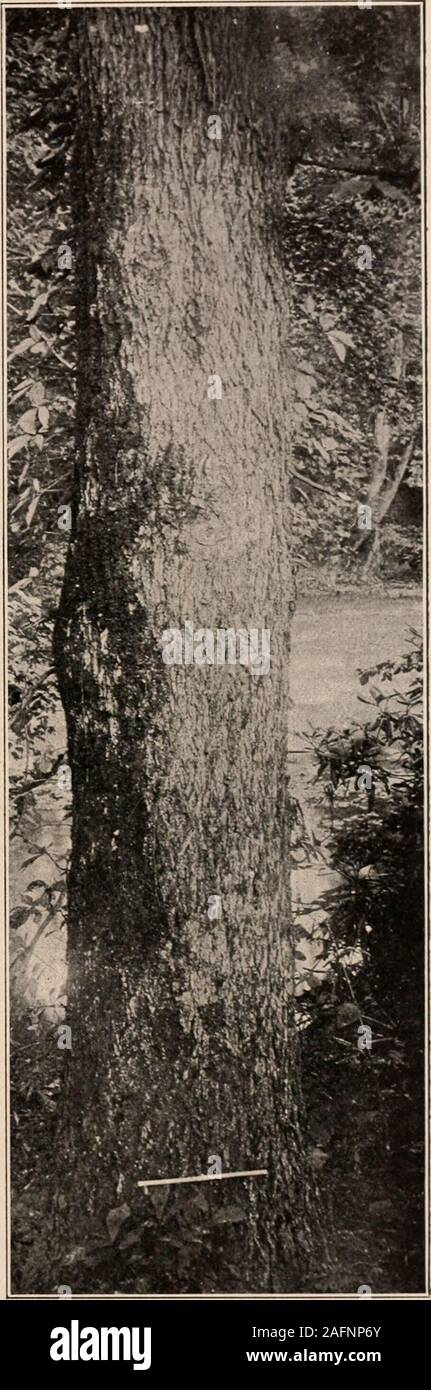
[275, 3, 422, 581]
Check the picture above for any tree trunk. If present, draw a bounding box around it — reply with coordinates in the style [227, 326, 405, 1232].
[45, 6, 313, 1295]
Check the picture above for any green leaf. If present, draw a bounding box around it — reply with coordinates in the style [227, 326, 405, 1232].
[327, 333, 346, 363]
[297, 360, 316, 376]
[323, 437, 338, 452]
[8, 435, 30, 460]
[330, 176, 372, 202]
[17, 408, 38, 435]
[30, 341, 49, 356]
[18, 460, 31, 487]
[106, 1204, 131, 1242]
[320, 312, 338, 331]
[11, 378, 32, 403]
[27, 290, 50, 323]
[29, 382, 45, 405]
[25, 494, 41, 526]
[10, 905, 32, 930]
[331, 330, 355, 350]
[9, 337, 36, 361]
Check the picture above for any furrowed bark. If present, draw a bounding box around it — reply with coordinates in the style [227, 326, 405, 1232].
[40, 7, 315, 1294]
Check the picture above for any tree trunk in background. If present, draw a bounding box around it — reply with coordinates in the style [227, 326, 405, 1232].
[46, 7, 313, 1294]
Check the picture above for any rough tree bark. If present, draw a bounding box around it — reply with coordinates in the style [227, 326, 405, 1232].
[45, 6, 314, 1294]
